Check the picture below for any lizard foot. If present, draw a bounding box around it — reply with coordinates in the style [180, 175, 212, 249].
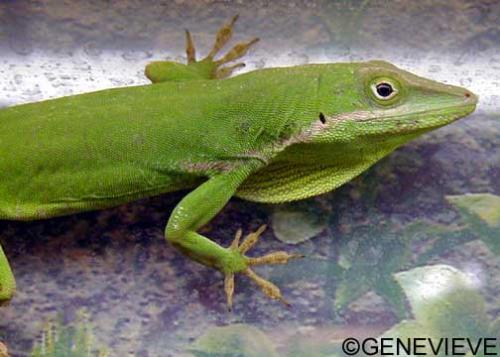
[223, 225, 303, 311]
[185, 14, 259, 79]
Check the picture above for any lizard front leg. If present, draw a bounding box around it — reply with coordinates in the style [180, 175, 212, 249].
[0, 243, 15, 304]
[165, 163, 300, 309]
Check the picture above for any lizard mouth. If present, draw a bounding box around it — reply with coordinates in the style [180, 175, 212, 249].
[349, 102, 476, 122]
[384, 102, 478, 133]
[324, 102, 477, 133]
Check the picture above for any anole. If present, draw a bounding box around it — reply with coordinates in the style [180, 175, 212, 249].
[0, 16, 477, 309]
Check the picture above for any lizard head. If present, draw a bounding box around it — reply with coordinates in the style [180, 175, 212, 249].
[237, 62, 477, 203]
[239, 62, 478, 203]
[311, 60, 478, 147]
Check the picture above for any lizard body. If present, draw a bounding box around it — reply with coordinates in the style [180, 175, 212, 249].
[0, 16, 477, 307]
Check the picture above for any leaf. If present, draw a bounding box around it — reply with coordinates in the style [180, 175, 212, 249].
[446, 193, 500, 254]
[373, 277, 408, 320]
[271, 201, 327, 244]
[30, 310, 109, 357]
[381, 321, 433, 357]
[381, 265, 497, 356]
[286, 334, 343, 357]
[491, 318, 500, 337]
[187, 324, 278, 357]
[446, 193, 500, 228]
[415, 230, 475, 266]
[335, 223, 410, 319]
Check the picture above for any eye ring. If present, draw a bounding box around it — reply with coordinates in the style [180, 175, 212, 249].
[371, 81, 398, 100]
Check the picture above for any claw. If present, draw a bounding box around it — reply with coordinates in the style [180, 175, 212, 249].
[243, 268, 290, 306]
[206, 14, 239, 60]
[248, 251, 304, 266]
[229, 228, 243, 250]
[185, 30, 196, 64]
[215, 63, 246, 79]
[0, 342, 8, 357]
[215, 38, 260, 66]
[224, 273, 235, 311]
[239, 224, 267, 254]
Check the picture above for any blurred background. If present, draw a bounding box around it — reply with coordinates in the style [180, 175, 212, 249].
[0, 1, 498, 356]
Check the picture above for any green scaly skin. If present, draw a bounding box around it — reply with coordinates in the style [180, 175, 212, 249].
[0, 16, 477, 307]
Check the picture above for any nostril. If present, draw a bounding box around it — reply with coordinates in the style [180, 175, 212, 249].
[464, 92, 471, 98]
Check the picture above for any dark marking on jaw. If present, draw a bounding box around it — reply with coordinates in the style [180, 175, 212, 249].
[319, 112, 326, 124]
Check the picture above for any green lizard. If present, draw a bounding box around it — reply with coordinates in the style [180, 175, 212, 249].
[0, 16, 477, 309]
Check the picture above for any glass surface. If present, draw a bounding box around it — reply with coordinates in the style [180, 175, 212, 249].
[0, 1, 498, 356]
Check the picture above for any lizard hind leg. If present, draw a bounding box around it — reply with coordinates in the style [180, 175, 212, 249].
[145, 15, 258, 83]
[224, 225, 303, 310]
[188, 14, 260, 79]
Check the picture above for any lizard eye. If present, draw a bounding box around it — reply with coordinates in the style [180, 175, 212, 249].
[376, 83, 393, 97]
[371, 81, 398, 100]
